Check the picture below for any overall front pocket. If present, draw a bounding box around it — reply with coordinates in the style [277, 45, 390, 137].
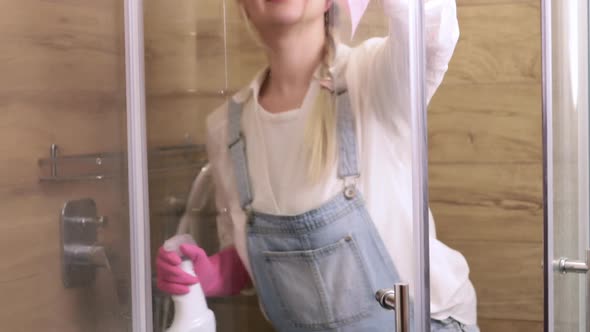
[262, 236, 373, 330]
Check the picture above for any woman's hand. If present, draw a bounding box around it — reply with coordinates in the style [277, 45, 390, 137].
[156, 244, 251, 297]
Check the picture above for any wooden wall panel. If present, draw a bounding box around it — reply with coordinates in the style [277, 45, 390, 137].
[479, 319, 543, 332]
[429, 0, 543, 330]
[0, 1, 131, 331]
[0, 0, 125, 92]
[429, 83, 542, 163]
[444, 2, 541, 85]
[448, 240, 543, 320]
[430, 164, 542, 243]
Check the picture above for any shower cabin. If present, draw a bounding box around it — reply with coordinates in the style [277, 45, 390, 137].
[0, 0, 587, 331]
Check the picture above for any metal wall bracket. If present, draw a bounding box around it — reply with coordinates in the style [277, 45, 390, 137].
[375, 283, 410, 332]
[39, 143, 207, 182]
[555, 249, 590, 274]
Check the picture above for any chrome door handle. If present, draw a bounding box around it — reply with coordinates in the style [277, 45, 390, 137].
[376, 283, 410, 332]
[64, 244, 110, 269]
[555, 249, 590, 274]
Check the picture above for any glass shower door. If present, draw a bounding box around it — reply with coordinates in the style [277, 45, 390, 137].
[145, 0, 431, 331]
[143, 0, 272, 330]
[543, 0, 590, 331]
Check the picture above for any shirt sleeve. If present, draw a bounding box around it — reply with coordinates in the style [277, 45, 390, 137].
[346, 0, 459, 126]
[205, 116, 236, 250]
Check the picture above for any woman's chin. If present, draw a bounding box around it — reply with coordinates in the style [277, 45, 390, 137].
[263, 13, 304, 27]
[261, 1, 306, 23]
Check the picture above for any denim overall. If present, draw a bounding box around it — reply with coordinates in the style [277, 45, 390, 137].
[227, 92, 405, 332]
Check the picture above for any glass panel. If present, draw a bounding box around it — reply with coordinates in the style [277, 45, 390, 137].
[0, 0, 132, 331]
[146, 0, 428, 331]
[144, 1, 268, 331]
[336, 1, 430, 328]
[547, 0, 590, 331]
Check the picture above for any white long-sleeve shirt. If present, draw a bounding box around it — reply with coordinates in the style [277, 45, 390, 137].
[205, 0, 477, 325]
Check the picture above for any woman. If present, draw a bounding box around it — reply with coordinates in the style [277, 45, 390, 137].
[157, 0, 478, 331]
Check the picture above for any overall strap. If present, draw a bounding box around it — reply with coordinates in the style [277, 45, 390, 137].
[336, 91, 360, 180]
[227, 99, 254, 209]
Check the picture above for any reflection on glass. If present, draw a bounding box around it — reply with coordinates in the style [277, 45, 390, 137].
[147, 1, 475, 331]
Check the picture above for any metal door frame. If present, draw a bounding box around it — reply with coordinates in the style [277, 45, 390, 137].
[408, 1, 431, 330]
[125, 0, 153, 331]
[542, 0, 554, 330]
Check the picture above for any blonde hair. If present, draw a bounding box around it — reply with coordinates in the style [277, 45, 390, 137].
[305, 7, 338, 183]
[239, 3, 339, 182]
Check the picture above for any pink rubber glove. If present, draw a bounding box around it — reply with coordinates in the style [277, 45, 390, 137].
[156, 244, 251, 297]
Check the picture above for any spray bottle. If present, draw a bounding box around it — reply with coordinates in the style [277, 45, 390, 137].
[164, 234, 216, 332]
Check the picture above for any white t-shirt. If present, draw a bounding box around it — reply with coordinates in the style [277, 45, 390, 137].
[205, 0, 477, 325]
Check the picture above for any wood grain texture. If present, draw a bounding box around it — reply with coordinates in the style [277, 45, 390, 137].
[478, 318, 543, 332]
[0, 0, 125, 92]
[448, 240, 543, 321]
[429, 0, 544, 329]
[146, 95, 223, 146]
[0, 0, 131, 331]
[429, 83, 542, 163]
[0, 100, 125, 186]
[430, 164, 543, 243]
[446, 2, 541, 85]
[0, 181, 131, 331]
